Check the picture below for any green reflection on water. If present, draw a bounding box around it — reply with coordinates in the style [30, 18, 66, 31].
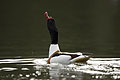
[0, 0, 120, 57]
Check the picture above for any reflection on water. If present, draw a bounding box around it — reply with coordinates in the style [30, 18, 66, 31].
[0, 0, 120, 80]
[0, 57, 120, 80]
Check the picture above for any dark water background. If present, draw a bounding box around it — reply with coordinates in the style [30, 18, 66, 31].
[0, 0, 120, 80]
[0, 0, 120, 57]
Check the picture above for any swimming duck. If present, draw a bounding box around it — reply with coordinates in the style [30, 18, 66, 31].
[44, 12, 90, 64]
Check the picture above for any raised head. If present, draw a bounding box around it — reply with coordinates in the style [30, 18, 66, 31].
[44, 12, 53, 20]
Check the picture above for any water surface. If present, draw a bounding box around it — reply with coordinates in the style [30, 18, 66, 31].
[0, 0, 120, 80]
[0, 57, 120, 80]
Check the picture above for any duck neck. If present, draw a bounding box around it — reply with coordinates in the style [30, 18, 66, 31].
[47, 19, 58, 44]
[49, 44, 60, 57]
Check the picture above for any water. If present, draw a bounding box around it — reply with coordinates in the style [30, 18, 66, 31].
[0, 0, 120, 80]
[0, 0, 120, 57]
[0, 57, 120, 80]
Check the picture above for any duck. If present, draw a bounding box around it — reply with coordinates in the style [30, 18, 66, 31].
[44, 12, 91, 64]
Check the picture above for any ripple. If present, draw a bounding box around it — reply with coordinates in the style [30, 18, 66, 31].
[0, 67, 17, 71]
[0, 58, 120, 80]
[0, 58, 35, 64]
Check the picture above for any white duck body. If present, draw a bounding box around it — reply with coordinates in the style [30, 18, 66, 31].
[50, 55, 71, 64]
[48, 44, 90, 64]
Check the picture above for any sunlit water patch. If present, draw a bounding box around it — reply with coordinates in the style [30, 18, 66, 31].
[0, 58, 120, 80]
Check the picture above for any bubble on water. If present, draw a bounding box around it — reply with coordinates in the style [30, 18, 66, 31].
[92, 76, 94, 78]
[21, 68, 29, 70]
[99, 76, 103, 79]
[60, 74, 64, 77]
[67, 73, 69, 75]
[95, 76, 99, 79]
[36, 71, 41, 75]
[26, 74, 30, 77]
[11, 74, 14, 77]
[112, 75, 119, 79]
[32, 73, 36, 76]
[19, 74, 23, 77]
[30, 78, 35, 80]
[71, 75, 76, 78]
[61, 77, 67, 80]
